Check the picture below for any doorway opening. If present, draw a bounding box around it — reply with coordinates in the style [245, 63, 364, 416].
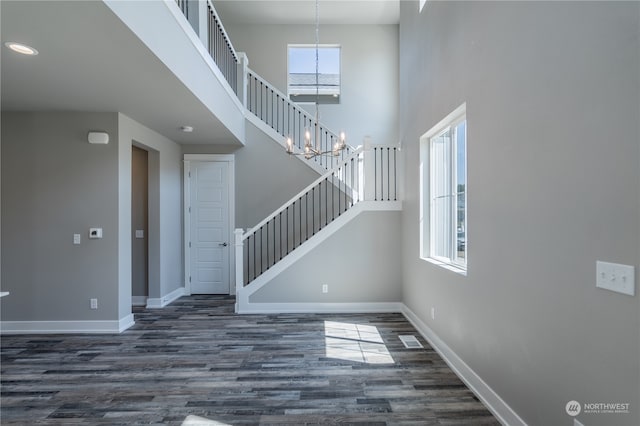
[131, 146, 149, 306]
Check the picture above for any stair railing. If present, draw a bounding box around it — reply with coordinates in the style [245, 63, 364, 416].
[371, 145, 399, 202]
[205, 0, 238, 94]
[235, 146, 364, 287]
[246, 68, 353, 171]
[234, 141, 400, 290]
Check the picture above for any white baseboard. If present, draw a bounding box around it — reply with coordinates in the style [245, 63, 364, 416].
[400, 304, 526, 426]
[1, 313, 135, 334]
[118, 314, 136, 332]
[237, 301, 403, 315]
[131, 296, 147, 306]
[146, 287, 186, 309]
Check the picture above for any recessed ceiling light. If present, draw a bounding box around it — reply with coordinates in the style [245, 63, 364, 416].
[4, 42, 38, 56]
[181, 126, 194, 133]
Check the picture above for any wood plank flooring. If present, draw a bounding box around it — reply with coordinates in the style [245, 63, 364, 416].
[1, 296, 499, 425]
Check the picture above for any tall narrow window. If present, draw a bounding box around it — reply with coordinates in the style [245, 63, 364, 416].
[288, 45, 341, 103]
[420, 104, 467, 272]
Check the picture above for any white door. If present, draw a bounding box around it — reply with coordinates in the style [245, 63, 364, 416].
[189, 161, 230, 294]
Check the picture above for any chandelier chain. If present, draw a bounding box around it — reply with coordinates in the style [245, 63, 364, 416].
[285, 0, 347, 160]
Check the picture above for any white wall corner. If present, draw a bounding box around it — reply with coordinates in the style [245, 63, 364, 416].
[146, 286, 187, 309]
[400, 304, 527, 426]
[118, 313, 136, 332]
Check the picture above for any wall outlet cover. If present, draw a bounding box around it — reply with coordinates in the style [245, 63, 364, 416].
[596, 261, 635, 296]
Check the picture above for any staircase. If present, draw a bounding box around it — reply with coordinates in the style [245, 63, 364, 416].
[173, 0, 402, 312]
[233, 139, 400, 311]
[238, 146, 363, 286]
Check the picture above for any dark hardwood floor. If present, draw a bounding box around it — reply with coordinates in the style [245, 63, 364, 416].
[1, 296, 499, 425]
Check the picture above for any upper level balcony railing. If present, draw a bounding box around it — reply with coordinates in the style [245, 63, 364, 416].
[176, 0, 238, 94]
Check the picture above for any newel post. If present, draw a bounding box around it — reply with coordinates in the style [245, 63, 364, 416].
[362, 136, 376, 201]
[234, 228, 244, 297]
[236, 52, 249, 109]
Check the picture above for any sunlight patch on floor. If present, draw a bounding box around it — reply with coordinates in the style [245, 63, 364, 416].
[182, 415, 230, 425]
[324, 321, 394, 364]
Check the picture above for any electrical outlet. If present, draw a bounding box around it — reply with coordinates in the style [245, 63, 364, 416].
[90, 298, 98, 309]
[596, 261, 635, 296]
[322, 284, 328, 293]
[73, 234, 81, 245]
[431, 307, 436, 320]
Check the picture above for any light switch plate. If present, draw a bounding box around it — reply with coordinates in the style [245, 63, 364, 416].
[135, 230, 144, 239]
[73, 234, 81, 245]
[596, 261, 635, 296]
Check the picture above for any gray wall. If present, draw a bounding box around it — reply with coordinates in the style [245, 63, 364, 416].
[225, 23, 399, 147]
[1, 112, 121, 321]
[1, 113, 2, 293]
[399, 2, 639, 426]
[235, 122, 323, 229]
[250, 211, 402, 303]
[0, 111, 184, 323]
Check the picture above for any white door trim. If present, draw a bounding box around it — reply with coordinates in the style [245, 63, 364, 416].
[183, 154, 236, 295]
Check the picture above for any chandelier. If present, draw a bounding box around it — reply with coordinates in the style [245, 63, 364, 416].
[285, 0, 347, 159]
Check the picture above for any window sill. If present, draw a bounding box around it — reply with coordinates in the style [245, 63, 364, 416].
[421, 257, 467, 276]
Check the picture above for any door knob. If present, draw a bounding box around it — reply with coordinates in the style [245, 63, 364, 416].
[219, 242, 228, 247]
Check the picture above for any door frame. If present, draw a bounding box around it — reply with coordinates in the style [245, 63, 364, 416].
[183, 154, 235, 295]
